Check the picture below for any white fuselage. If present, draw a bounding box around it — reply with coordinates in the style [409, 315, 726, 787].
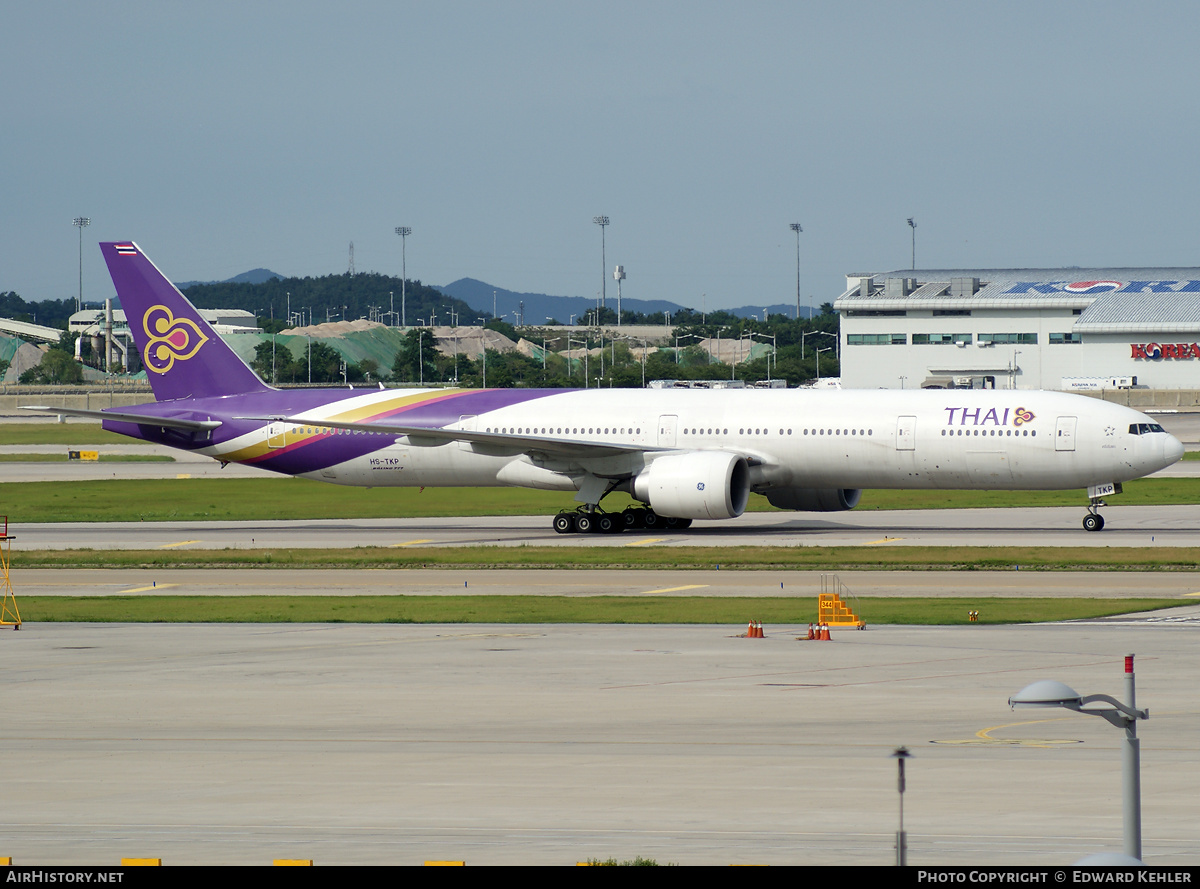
[198, 388, 1180, 495]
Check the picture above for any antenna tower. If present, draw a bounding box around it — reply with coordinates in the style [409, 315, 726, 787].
[348, 241, 355, 275]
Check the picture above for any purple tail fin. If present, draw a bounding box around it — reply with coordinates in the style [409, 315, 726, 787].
[100, 242, 270, 401]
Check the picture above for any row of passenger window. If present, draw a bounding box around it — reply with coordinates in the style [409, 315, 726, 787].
[941, 428, 1037, 437]
[482, 425, 877, 439]
[486, 426, 643, 435]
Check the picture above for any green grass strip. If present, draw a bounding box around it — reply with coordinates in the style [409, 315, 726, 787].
[14, 595, 1188, 625]
[0, 454, 173, 462]
[0, 424, 132, 446]
[15, 546, 1200, 571]
[3, 475, 1199, 523]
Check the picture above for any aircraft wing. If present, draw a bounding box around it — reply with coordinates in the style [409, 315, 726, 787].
[235, 414, 704, 460]
[21, 405, 223, 432]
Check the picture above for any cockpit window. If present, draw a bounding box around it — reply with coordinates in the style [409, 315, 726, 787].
[1128, 423, 1166, 435]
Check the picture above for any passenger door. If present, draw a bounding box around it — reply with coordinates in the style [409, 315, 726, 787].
[1055, 416, 1077, 452]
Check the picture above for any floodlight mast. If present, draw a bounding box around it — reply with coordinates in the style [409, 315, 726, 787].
[395, 227, 412, 327]
[1009, 655, 1148, 861]
[789, 223, 803, 320]
[593, 216, 609, 314]
[73, 217, 90, 313]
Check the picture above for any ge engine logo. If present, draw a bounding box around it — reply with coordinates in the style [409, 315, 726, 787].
[697, 482, 706, 491]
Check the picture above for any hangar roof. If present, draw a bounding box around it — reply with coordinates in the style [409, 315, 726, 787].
[834, 268, 1200, 317]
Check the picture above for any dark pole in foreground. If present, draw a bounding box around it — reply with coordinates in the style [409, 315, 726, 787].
[892, 746, 911, 866]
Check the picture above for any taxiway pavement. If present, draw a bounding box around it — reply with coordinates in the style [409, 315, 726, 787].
[11, 504, 1200, 549]
[1, 620, 1197, 866]
[14, 566, 1200, 599]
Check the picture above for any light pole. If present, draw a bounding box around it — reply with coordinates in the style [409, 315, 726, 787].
[745, 331, 777, 382]
[73, 217, 90, 313]
[892, 747, 911, 867]
[1009, 655, 1149, 861]
[593, 216, 609, 313]
[395, 226, 411, 327]
[613, 265, 625, 327]
[675, 333, 702, 365]
[816, 346, 831, 382]
[790, 222, 803, 320]
[907, 217, 916, 270]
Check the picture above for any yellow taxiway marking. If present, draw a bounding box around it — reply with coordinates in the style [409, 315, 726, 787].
[390, 539, 435, 547]
[931, 716, 1083, 748]
[159, 540, 201, 549]
[119, 583, 179, 594]
[625, 537, 667, 547]
[639, 584, 710, 596]
[861, 537, 904, 545]
[1184, 592, 1200, 598]
[175, 473, 192, 479]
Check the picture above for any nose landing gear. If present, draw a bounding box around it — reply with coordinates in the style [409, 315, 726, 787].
[1082, 482, 1121, 532]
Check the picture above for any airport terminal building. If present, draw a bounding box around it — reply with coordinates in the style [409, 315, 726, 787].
[833, 268, 1200, 390]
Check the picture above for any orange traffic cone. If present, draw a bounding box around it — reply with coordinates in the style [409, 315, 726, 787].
[807, 623, 815, 640]
[820, 623, 831, 641]
[746, 620, 755, 638]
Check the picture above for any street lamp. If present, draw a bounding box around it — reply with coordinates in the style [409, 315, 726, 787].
[745, 330, 777, 382]
[816, 346, 831, 382]
[892, 747, 911, 867]
[1009, 655, 1149, 861]
[395, 226, 411, 327]
[593, 216, 609, 312]
[675, 332, 702, 365]
[73, 217, 90, 313]
[907, 217, 916, 270]
[790, 222, 803, 320]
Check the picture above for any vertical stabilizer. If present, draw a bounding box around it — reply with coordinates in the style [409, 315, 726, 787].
[100, 242, 270, 400]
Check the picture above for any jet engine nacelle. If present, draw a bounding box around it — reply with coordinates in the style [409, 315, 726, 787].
[764, 487, 862, 512]
[632, 451, 751, 520]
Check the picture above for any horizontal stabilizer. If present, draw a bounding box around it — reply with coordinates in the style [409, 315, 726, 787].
[21, 405, 222, 431]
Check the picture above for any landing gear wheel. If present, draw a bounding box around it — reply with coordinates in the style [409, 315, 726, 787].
[1082, 513, 1104, 532]
[596, 513, 621, 534]
[641, 509, 660, 529]
[553, 513, 575, 534]
[621, 508, 645, 529]
[574, 513, 595, 534]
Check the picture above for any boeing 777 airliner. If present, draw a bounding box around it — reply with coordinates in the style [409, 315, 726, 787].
[26, 242, 1184, 533]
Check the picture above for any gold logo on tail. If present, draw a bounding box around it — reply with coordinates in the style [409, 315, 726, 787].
[142, 305, 209, 374]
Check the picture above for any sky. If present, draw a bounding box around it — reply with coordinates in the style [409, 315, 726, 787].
[4, 1, 1200, 313]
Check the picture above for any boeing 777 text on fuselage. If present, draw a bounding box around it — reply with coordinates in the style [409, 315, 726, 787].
[25, 242, 1184, 534]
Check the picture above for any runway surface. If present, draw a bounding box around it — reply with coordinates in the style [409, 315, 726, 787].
[2, 620, 1197, 866]
[12, 504, 1200, 549]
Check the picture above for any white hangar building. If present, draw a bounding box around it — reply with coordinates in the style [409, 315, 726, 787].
[833, 268, 1200, 390]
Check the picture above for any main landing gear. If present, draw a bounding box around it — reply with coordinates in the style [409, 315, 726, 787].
[552, 506, 693, 535]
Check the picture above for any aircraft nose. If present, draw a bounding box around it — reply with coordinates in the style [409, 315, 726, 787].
[1165, 433, 1185, 466]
